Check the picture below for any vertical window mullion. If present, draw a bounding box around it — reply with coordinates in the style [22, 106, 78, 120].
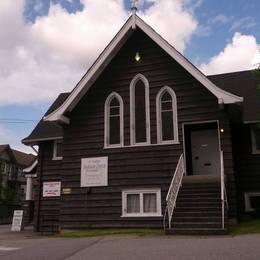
[140, 192, 143, 214]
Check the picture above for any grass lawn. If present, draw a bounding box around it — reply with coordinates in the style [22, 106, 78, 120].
[229, 218, 260, 235]
[57, 228, 164, 238]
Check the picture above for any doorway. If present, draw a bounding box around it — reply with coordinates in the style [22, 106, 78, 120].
[184, 122, 221, 176]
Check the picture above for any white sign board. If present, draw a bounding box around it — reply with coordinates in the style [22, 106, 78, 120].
[81, 157, 108, 187]
[43, 182, 61, 197]
[11, 210, 23, 232]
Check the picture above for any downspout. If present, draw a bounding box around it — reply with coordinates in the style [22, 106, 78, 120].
[36, 145, 43, 232]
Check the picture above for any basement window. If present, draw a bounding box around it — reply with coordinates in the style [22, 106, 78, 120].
[251, 125, 260, 154]
[244, 192, 260, 212]
[122, 189, 162, 217]
[53, 140, 63, 160]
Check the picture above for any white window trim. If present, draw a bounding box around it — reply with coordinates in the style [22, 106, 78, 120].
[244, 192, 260, 212]
[121, 188, 162, 217]
[156, 86, 179, 144]
[104, 92, 124, 148]
[130, 74, 151, 146]
[52, 140, 63, 160]
[251, 125, 260, 154]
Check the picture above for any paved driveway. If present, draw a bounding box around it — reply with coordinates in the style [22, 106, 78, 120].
[0, 225, 260, 260]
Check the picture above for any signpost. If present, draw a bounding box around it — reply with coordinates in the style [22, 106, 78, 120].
[81, 157, 108, 187]
[11, 210, 23, 232]
[43, 182, 61, 197]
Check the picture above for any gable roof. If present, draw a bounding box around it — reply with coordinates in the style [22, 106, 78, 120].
[22, 93, 70, 145]
[44, 14, 242, 123]
[208, 70, 260, 122]
[12, 149, 35, 167]
[0, 144, 35, 167]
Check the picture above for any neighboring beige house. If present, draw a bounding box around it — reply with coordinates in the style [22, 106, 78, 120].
[0, 144, 35, 205]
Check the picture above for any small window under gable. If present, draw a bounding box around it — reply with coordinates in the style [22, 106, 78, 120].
[156, 86, 178, 144]
[251, 124, 260, 154]
[130, 74, 150, 145]
[104, 92, 124, 148]
[53, 140, 63, 160]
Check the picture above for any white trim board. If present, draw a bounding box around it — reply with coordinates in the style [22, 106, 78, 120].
[44, 14, 243, 123]
[23, 160, 38, 173]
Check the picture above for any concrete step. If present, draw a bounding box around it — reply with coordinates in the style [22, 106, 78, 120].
[173, 211, 222, 217]
[165, 228, 227, 235]
[174, 206, 221, 212]
[177, 196, 221, 205]
[172, 222, 222, 229]
[172, 216, 222, 223]
[175, 201, 222, 207]
[178, 192, 220, 197]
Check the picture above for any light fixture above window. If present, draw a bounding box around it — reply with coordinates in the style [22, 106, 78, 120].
[135, 52, 141, 62]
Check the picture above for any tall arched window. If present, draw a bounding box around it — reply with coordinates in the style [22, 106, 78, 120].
[156, 86, 178, 144]
[104, 92, 124, 148]
[130, 74, 150, 145]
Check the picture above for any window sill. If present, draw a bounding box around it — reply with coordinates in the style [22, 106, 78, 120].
[104, 142, 180, 149]
[121, 214, 163, 218]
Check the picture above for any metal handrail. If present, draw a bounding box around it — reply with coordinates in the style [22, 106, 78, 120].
[163, 154, 185, 229]
[220, 150, 228, 229]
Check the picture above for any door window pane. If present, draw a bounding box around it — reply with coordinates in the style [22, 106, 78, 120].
[126, 194, 140, 213]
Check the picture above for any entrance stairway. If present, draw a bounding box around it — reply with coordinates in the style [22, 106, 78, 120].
[166, 175, 227, 235]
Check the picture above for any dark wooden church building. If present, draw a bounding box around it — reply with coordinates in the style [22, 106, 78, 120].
[23, 11, 260, 234]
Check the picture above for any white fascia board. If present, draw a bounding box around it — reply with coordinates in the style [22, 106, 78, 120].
[44, 16, 134, 122]
[135, 16, 243, 104]
[23, 160, 38, 173]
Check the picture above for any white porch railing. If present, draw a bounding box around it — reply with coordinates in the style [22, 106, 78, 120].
[164, 154, 185, 229]
[220, 150, 228, 229]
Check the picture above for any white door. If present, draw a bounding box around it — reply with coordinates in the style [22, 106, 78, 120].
[190, 129, 220, 175]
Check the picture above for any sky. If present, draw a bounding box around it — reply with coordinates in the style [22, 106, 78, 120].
[0, 0, 260, 154]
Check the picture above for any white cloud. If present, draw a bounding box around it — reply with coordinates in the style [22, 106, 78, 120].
[211, 14, 232, 25]
[199, 32, 260, 75]
[140, 0, 198, 53]
[230, 16, 256, 31]
[0, 0, 198, 106]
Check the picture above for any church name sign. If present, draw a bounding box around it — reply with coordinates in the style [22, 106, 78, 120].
[81, 157, 108, 187]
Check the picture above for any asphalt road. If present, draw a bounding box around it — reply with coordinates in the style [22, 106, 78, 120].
[0, 225, 260, 260]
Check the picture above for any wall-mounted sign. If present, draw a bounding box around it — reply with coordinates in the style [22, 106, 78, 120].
[43, 181, 61, 197]
[11, 210, 23, 232]
[81, 157, 108, 187]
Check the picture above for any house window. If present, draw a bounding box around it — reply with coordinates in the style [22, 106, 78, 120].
[130, 74, 150, 145]
[251, 125, 260, 154]
[53, 140, 63, 160]
[244, 192, 260, 212]
[122, 189, 162, 217]
[156, 86, 178, 144]
[104, 92, 124, 148]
